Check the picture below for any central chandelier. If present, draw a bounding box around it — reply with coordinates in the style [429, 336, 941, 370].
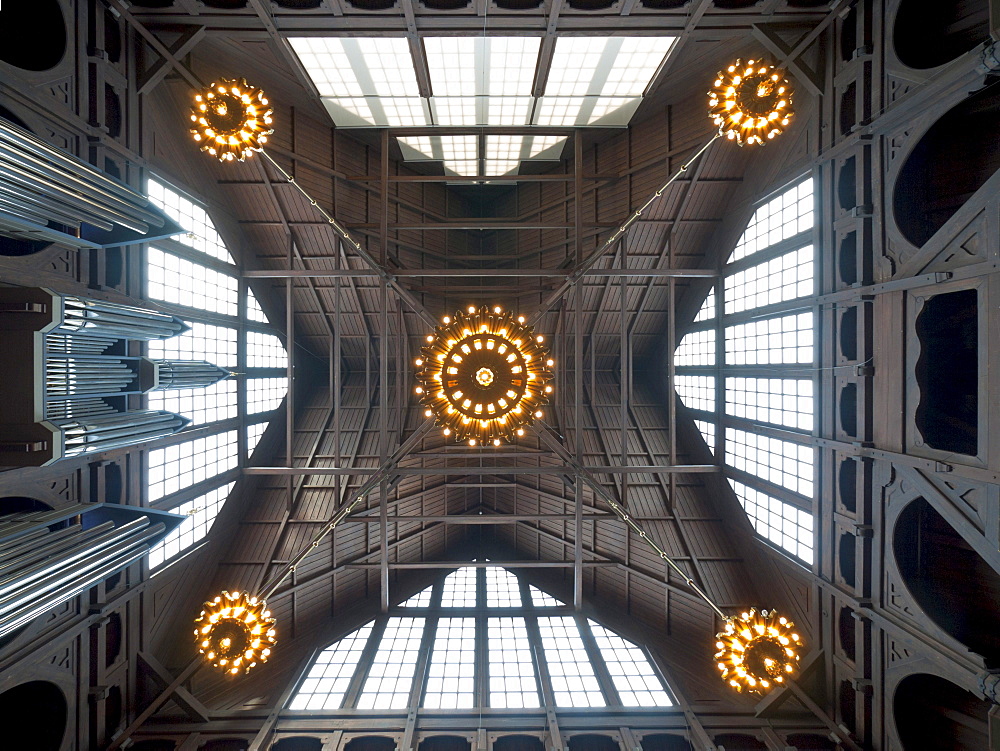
[714, 608, 802, 693]
[190, 78, 273, 162]
[194, 590, 276, 675]
[415, 305, 553, 446]
[708, 59, 794, 146]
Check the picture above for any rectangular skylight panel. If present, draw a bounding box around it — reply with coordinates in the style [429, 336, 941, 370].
[485, 159, 520, 176]
[397, 136, 437, 161]
[425, 37, 477, 96]
[587, 620, 672, 707]
[289, 622, 375, 710]
[725, 377, 814, 431]
[352, 37, 421, 97]
[488, 37, 541, 96]
[432, 97, 478, 126]
[357, 617, 425, 709]
[148, 482, 235, 570]
[488, 617, 540, 708]
[724, 312, 814, 365]
[321, 98, 378, 128]
[443, 159, 480, 177]
[547, 37, 613, 97]
[725, 427, 815, 498]
[534, 97, 584, 127]
[534, 96, 639, 126]
[487, 96, 533, 126]
[379, 97, 430, 127]
[423, 618, 476, 709]
[537, 616, 605, 707]
[527, 135, 567, 159]
[599, 37, 675, 97]
[288, 38, 365, 97]
[486, 135, 524, 162]
[587, 97, 642, 126]
[729, 479, 814, 565]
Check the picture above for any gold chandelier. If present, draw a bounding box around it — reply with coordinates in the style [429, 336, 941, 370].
[714, 608, 802, 693]
[708, 59, 794, 146]
[194, 590, 276, 675]
[415, 305, 553, 446]
[190, 78, 273, 162]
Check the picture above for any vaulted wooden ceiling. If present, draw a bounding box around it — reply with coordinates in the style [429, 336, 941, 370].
[133, 0, 829, 715]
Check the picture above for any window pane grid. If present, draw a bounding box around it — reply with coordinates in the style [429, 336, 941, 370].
[725, 377, 814, 431]
[694, 287, 716, 322]
[247, 422, 267, 458]
[537, 616, 605, 707]
[147, 430, 238, 502]
[441, 566, 478, 607]
[529, 586, 561, 607]
[485, 566, 522, 607]
[732, 178, 813, 262]
[587, 620, 672, 707]
[488, 617, 540, 708]
[401, 586, 434, 607]
[246, 331, 288, 369]
[724, 312, 814, 365]
[675, 375, 715, 413]
[357, 617, 425, 709]
[148, 482, 235, 570]
[694, 419, 716, 453]
[423, 618, 476, 709]
[147, 247, 238, 317]
[674, 328, 715, 367]
[247, 377, 288, 414]
[725, 427, 814, 498]
[147, 321, 237, 369]
[729, 479, 814, 565]
[289, 622, 374, 711]
[147, 178, 234, 263]
[246, 289, 268, 323]
[148, 379, 237, 426]
[724, 246, 814, 315]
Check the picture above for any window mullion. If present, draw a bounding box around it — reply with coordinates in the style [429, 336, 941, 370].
[409, 615, 439, 709]
[575, 615, 622, 706]
[343, 617, 390, 709]
[523, 612, 558, 714]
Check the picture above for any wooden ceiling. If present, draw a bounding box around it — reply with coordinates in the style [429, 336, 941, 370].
[134, 0, 829, 713]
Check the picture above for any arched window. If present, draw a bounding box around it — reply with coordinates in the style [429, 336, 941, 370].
[675, 177, 817, 567]
[142, 178, 288, 571]
[288, 565, 674, 711]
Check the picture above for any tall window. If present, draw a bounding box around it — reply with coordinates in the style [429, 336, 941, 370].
[675, 177, 816, 566]
[144, 178, 288, 571]
[288, 566, 674, 711]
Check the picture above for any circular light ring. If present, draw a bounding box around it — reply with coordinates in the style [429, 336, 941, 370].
[190, 78, 274, 162]
[708, 59, 794, 146]
[415, 306, 553, 444]
[714, 607, 802, 694]
[194, 590, 276, 675]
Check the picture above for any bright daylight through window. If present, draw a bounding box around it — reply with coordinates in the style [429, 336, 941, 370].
[674, 177, 816, 565]
[288, 566, 673, 711]
[144, 178, 289, 571]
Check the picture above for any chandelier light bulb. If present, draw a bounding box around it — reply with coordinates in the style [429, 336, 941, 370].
[708, 59, 794, 146]
[714, 608, 802, 694]
[415, 305, 553, 444]
[194, 590, 276, 675]
[190, 78, 273, 162]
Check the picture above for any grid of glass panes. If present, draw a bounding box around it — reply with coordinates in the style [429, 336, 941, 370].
[356, 617, 425, 709]
[246, 422, 267, 458]
[441, 566, 478, 607]
[288, 622, 374, 710]
[732, 177, 813, 262]
[723, 246, 814, 314]
[674, 328, 715, 367]
[485, 566, 522, 607]
[147, 321, 237, 369]
[247, 378, 288, 414]
[147, 178, 234, 263]
[401, 586, 434, 607]
[246, 289, 268, 323]
[148, 379, 237, 426]
[724, 311, 814, 366]
[537, 616, 606, 707]
[488, 617, 540, 708]
[674, 375, 715, 413]
[694, 420, 716, 453]
[530, 585, 561, 607]
[728, 480, 814, 564]
[147, 431, 238, 502]
[725, 428, 814, 498]
[148, 482, 236, 570]
[587, 621, 672, 707]
[694, 287, 716, 322]
[725, 377, 814, 431]
[247, 331, 288, 368]
[147, 248, 238, 316]
[423, 618, 476, 708]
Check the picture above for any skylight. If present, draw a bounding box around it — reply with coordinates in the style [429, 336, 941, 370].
[288, 34, 674, 131]
[148, 482, 236, 571]
[287, 566, 673, 711]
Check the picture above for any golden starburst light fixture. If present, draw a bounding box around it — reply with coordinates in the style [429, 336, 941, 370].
[190, 78, 273, 162]
[194, 590, 276, 675]
[714, 608, 802, 693]
[708, 59, 794, 146]
[415, 305, 553, 445]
